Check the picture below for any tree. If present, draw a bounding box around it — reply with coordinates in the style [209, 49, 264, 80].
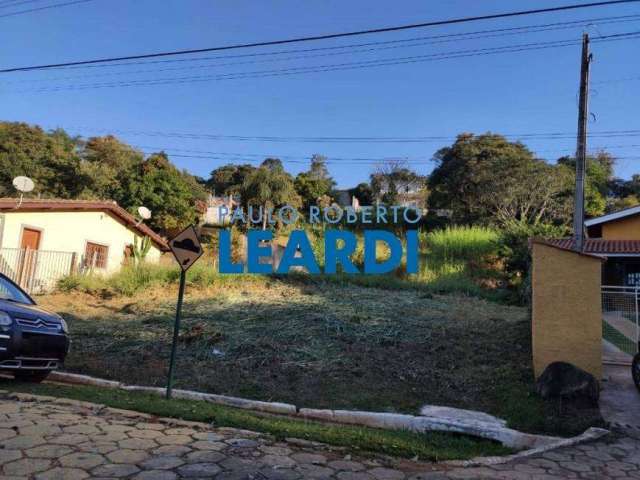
[556, 151, 614, 218]
[0, 122, 87, 198]
[294, 155, 336, 212]
[607, 195, 640, 213]
[349, 182, 374, 206]
[261, 157, 284, 171]
[207, 163, 255, 196]
[241, 158, 300, 229]
[79, 135, 144, 202]
[428, 133, 571, 226]
[122, 152, 207, 233]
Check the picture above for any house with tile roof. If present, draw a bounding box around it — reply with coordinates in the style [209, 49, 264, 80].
[0, 198, 169, 293]
[583, 206, 640, 286]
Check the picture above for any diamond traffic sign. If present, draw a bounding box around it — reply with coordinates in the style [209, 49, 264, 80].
[169, 225, 203, 271]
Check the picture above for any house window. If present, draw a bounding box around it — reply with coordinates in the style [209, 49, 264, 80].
[84, 242, 108, 269]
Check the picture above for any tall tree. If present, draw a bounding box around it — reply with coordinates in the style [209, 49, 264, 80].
[556, 151, 614, 218]
[207, 163, 255, 196]
[0, 122, 87, 198]
[429, 133, 571, 226]
[241, 158, 300, 229]
[79, 135, 144, 202]
[121, 152, 207, 233]
[294, 154, 336, 212]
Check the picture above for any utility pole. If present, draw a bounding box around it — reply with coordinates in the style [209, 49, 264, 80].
[573, 33, 591, 252]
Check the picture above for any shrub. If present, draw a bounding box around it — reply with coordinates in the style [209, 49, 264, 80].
[498, 221, 567, 277]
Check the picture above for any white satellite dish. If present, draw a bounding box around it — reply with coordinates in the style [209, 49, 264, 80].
[138, 206, 152, 220]
[13, 176, 34, 193]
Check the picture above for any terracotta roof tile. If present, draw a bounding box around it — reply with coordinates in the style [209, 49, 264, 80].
[0, 198, 169, 251]
[539, 238, 640, 255]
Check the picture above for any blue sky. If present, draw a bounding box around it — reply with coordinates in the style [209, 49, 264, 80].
[1, 0, 639, 189]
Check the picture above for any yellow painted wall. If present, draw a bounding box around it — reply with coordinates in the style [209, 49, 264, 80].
[602, 215, 640, 240]
[531, 243, 602, 379]
[0, 211, 161, 274]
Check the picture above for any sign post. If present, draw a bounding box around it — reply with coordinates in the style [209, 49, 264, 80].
[166, 225, 203, 399]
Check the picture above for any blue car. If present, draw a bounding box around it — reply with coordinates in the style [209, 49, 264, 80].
[0, 273, 69, 382]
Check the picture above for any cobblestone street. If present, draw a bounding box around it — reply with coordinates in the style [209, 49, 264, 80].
[1, 392, 640, 479]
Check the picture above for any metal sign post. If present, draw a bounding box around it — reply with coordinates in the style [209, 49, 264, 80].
[166, 225, 203, 399]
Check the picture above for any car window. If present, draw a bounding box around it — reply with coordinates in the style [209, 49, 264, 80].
[0, 276, 33, 304]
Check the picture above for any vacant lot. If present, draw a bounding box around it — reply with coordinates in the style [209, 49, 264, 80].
[39, 277, 599, 436]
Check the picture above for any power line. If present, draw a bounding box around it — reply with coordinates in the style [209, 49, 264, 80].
[61, 126, 640, 144]
[134, 146, 434, 164]
[2, 0, 638, 72]
[0, 0, 48, 9]
[11, 33, 640, 93]
[6, 15, 640, 85]
[16, 13, 640, 73]
[0, 0, 95, 18]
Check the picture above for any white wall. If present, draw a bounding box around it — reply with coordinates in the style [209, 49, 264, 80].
[0, 211, 162, 274]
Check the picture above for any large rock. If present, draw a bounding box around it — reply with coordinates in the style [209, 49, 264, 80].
[535, 361, 599, 407]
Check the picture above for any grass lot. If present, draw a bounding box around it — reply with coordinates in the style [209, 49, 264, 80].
[0, 380, 511, 461]
[38, 275, 602, 437]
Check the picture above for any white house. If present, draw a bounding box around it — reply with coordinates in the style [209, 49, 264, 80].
[201, 194, 235, 226]
[0, 198, 168, 293]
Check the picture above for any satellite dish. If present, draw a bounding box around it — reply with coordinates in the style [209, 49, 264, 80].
[13, 176, 34, 193]
[138, 206, 152, 220]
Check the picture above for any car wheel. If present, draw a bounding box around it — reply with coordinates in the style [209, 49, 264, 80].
[13, 370, 51, 383]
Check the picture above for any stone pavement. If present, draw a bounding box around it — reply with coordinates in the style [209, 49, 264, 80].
[601, 364, 640, 438]
[1, 392, 640, 480]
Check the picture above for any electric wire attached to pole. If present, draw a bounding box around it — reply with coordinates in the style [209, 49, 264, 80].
[1, 0, 638, 73]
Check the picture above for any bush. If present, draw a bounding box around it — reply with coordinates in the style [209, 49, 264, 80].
[498, 221, 567, 276]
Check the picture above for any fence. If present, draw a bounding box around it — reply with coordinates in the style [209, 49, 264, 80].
[602, 285, 639, 364]
[0, 248, 76, 295]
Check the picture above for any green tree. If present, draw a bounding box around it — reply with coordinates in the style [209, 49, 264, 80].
[349, 182, 374, 205]
[429, 133, 571, 226]
[556, 152, 614, 218]
[79, 135, 144, 202]
[123, 152, 206, 233]
[241, 158, 300, 229]
[294, 154, 335, 212]
[207, 163, 255, 196]
[0, 122, 87, 198]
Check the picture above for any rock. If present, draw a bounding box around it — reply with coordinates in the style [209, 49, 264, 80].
[535, 362, 599, 407]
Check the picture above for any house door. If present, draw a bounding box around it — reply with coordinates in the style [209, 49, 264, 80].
[19, 228, 41, 290]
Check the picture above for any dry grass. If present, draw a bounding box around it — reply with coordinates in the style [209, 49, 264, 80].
[38, 277, 601, 436]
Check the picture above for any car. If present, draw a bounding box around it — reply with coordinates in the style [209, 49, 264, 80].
[0, 272, 69, 382]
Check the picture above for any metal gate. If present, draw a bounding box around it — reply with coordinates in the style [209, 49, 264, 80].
[602, 285, 639, 364]
[0, 248, 76, 294]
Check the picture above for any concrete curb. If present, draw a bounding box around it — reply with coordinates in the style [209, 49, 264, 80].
[445, 427, 610, 467]
[45, 370, 609, 453]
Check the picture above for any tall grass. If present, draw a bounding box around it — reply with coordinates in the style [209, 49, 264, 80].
[57, 226, 509, 301]
[57, 263, 262, 296]
[423, 226, 501, 264]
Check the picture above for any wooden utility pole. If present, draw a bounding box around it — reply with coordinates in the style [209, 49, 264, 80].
[573, 33, 591, 252]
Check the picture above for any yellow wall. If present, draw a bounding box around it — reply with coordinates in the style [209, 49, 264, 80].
[0, 210, 161, 274]
[602, 215, 640, 240]
[531, 243, 602, 379]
